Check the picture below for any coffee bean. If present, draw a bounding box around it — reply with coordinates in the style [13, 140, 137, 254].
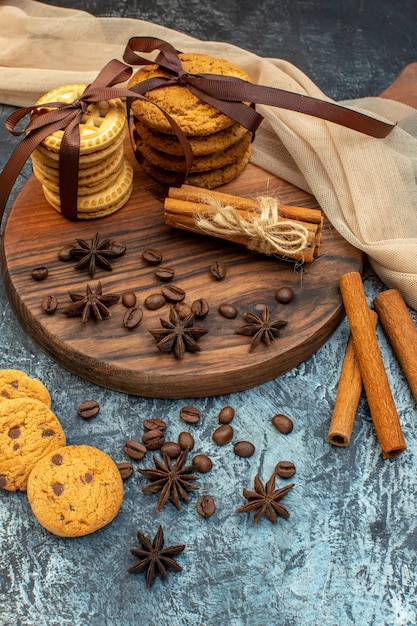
[218, 406, 235, 424]
[161, 284, 186, 303]
[123, 307, 143, 329]
[161, 441, 182, 459]
[233, 440, 255, 458]
[179, 405, 201, 424]
[116, 462, 134, 480]
[122, 290, 137, 308]
[196, 495, 216, 518]
[276, 286, 295, 304]
[191, 298, 209, 318]
[124, 439, 147, 460]
[209, 260, 227, 280]
[271, 413, 294, 434]
[77, 399, 100, 419]
[58, 244, 75, 262]
[142, 428, 165, 450]
[155, 266, 175, 281]
[41, 295, 58, 314]
[178, 431, 195, 450]
[142, 248, 163, 265]
[218, 303, 238, 319]
[108, 241, 126, 256]
[192, 454, 213, 473]
[212, 424, 233, 445]
[174, 301, 192, 319]
[145, 293, 166, 310]
[31, 266, 48, 281]
[275, 460, 296, 478]
[143, 418, 166, 431]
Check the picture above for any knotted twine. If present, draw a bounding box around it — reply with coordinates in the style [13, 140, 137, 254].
[194, 196, 310, 258]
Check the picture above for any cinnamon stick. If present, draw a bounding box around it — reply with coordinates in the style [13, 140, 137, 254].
[328, 310, 378, 446]
[373, 289, 417, 402]
[339, 272, 406, 458]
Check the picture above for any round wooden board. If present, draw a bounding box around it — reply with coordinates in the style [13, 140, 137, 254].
[1, 152, 362, 398]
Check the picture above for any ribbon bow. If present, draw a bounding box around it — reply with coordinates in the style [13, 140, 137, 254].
[123, 36, 396, 140]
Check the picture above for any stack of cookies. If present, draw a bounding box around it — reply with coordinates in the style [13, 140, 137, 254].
[31, 84, 133, 219]
[128, 53, 253, 189]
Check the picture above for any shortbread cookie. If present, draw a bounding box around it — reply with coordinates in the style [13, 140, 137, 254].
[0, 398, 65, 491]
[135, 131, 252, 173]
[27, 444, 124, 537]
[140, 141, 251, 189]
[0, 369, 50, 406]
[134, 118, 248, 157]
[128, 53, 251, 136]
[42, 158, 133, 218]
[35, 84, 127, 154]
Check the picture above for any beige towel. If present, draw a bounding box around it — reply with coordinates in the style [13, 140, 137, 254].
[1, 0, 416, 309]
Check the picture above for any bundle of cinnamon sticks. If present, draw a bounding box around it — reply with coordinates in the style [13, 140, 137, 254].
[164, 184, 323, 262]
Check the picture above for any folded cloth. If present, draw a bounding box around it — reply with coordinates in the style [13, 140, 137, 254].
[1, 0, 416, 309]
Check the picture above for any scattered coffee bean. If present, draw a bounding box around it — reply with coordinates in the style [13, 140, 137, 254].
[143, 418, 167, 431]
[218, 406, 235, 424]
[122, 290, 137, 308]
[271, 413, 294, 434]
[123, 307, 143, 330]
[174, 301, 192, 319]
[142, 248, 163, 265]
[275, 460, 296, 478]
[180, 405, 201, 424]
[41, 295, 58, 314]
[124, 439, 147, 460]
[209, 260, 227, 280]
[116, 462, 134, 480]
[142, 429, 165, 450]
[77, 399, 100, 419]
[161, 284, 186, 303]
[212, 424, 233, 445]
[218, 303, 238, 319]
[161, 441, 182, 459]
[192, 454, 213, 473]
[108, 241, 126, 256]
[58, 244, 75, 262]
[155, 266, 175, 281]
[196, 494, 216, 518]
[145, 293, 166, 310]
[31, 266, 48, 281]
[191, 298, 209, 318]
[276, 286, 295, 304]
[233, 440, 255, 458]
[178, 431, 195, 450]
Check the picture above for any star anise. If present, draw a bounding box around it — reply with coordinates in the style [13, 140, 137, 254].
[236, 472, 294, 524]
[148, 307, 208, 359]
[235, 305, 287, 352]
[69, 232, 126, 278]
[62, 281, 120, 322]
[128, 525, 185, 587]
[138, 449, 199, 512]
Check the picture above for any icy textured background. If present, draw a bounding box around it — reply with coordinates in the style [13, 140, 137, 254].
[1, 2, 416, 625]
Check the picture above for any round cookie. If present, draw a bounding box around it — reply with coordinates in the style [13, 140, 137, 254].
[0, 398, 65, 491]
[27, 444, 124, 537]
[128, 53, 251, 136]
[134, 117, 249, 157]
[42, 158, 133, 218]
[0, 369, 51, 406]
[135, 131, 252, 173]
[35, 84, 127, 154]
[140, 141, 252, 189]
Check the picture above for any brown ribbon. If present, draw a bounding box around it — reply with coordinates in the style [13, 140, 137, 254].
[123, 36, 396, 139]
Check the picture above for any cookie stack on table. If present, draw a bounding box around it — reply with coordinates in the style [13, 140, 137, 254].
[128, 53, 253, 188]
[31, 84, 133, 219]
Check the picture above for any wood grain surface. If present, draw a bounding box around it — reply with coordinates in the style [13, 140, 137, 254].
[1, 143, 363, 397]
